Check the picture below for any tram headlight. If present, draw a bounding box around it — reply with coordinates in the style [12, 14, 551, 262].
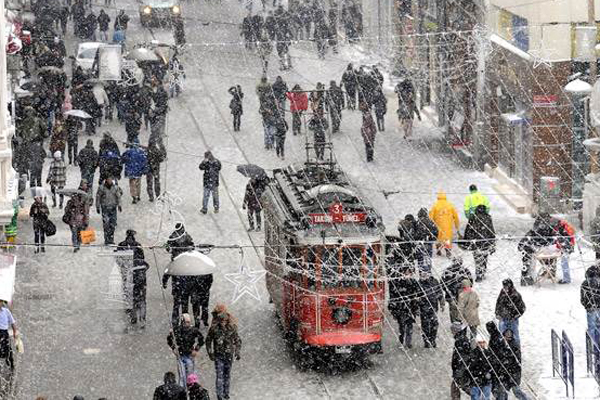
[143, 6, 152, 14]
[172, 5, 180, 14]
[332, 307, 352, 325]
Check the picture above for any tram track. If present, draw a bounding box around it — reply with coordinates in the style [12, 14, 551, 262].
[315, 368, 384, 400]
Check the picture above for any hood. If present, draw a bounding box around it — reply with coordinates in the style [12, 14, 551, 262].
[437, 191, 446, 200]
[417, 208, 428, 218]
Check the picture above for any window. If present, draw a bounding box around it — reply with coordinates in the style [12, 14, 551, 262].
[305, 248, 317, 289]
[321, 247, 340, 288]
[341, 247, 363, 288]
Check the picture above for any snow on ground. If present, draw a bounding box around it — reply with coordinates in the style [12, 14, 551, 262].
[10, 0, 600, 399]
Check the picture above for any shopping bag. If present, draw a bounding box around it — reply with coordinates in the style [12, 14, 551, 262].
[80, 228, 96, 244]
[44, 219, 56, 237]
[15, 336, 24, 354]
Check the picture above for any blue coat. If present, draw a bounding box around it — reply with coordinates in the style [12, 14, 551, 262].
[122, 147, 148, 178]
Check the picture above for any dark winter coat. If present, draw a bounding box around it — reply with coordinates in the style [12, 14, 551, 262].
[63, 195, 89, 228]
[468, 345, 493, 389]
[495, 287, 526, 320]
[341, 68, 357, 91]
[28, 142, 46, 173]
[151, 86, 169, 117]
[373, 89, 387, 117]
[272, 79, 288, 103]
[166, 227, 195, 260]
[394, 217, 417, 264]
[117, 235, 145, 266]
[243, 180, 263, 211]
[206, 321, 242, 360]
[199, 158, 222, 188]
[99, 150, 122, 181]
[486, 321, 522, 391]
[388, 275, 419, 322]
[414, 210, 438, 254]
[361, 112, 377, 145]
[590, 206, 600, 253]
[189, 274, 213, 307]
[153, 382, 186, 400]
[441, 263, 473, 302]
[228, 87, 244, 115]
[418, 276, 443, 316]
[29, 201, 49, 230]
[147, 142, 166, 174]
[326, 85, 344, 117]
[77, 144, 99, 176]
[187, 384, 210, 400]
[98, 11, 110, 31]
[463, 205, 496, 252]
[395, 80, 419, 120]
[581, 265, 600, 311]
[168, 324, 205, 357]
[452, 327, 473, 391]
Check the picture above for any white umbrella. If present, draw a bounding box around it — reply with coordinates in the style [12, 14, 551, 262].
[165, 251, 216, 276]
[65, 109, 92, 119]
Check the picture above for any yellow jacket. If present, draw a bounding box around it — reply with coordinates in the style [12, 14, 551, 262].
[464, 191, 491, 219]
[430, 191, 460, 243]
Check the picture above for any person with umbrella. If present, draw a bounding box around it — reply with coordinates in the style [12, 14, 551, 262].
[29, 189, 50, 253]
[164, 223, 195, 324]
[243, 177, 264, 232]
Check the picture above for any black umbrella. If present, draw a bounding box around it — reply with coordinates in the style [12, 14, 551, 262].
[237, 164, 267, 179]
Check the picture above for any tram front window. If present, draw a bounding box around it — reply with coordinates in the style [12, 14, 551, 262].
[341, 247, 364, 288]
[321, 247, 340, 288]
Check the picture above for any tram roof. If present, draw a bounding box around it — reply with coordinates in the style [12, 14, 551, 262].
[263, 163, 385, 237]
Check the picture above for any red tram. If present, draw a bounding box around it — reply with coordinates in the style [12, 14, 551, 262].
[261, 159, 387, 359]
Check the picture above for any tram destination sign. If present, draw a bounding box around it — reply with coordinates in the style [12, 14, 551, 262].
[308, 203, 367, 224]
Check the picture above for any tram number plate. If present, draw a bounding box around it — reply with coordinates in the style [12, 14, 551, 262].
[335, 346, 352, 354]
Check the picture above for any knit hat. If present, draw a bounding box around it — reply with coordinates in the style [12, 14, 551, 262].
[462, 279, 472, 288]
[53, 150, 62, 159]
[187, 373, 199, 385]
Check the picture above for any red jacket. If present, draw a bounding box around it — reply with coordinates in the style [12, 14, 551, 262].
[287, 91, 308, 112]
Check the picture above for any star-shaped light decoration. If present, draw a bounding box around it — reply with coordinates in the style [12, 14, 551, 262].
[225, 265, 267, 304]
[529, 42, 557, 70]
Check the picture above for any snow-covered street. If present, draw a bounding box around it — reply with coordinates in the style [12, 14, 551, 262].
[9, 0, 600, 399]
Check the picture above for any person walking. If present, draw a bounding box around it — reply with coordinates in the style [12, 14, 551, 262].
[97, 9, 110, 42]
[146, 141, 166, 202]
[114, 9, 130, 40]
[206, 305, 242, 400]
[274, 113, 288, 159]
[272, 76, 288, 113]
[168, 313, 205, 387]
[149, 77, 169, 144]
[164, 223, 195, 324]
[457, 279, 480, 334]
[418, 271, 443, 348]
[495, 279, 526, 346]
[467, 337, 493, 400]
[117, 229, 148, 327]
[243, 178, 263, 231]
[388, 266, 419, 348]
[326, 80, 345, 133]
[394, 78, 420, 139]
[153, 371, 186, 400]
[373, 88, 387, 131]
[186, 374, 210, 400]
[122, 140, 148, 204]
[95, 177, 122, 245]
[28, 142, 46, 189]
[49, 119, 67, 162]
[63, 193, 89, 252]
[47, 151, 67, 209]
[441, 259, 472, 324]
[590, 206, 600, 260]
[557, 218, 575, 284]
[429, 191, 460, 257]
[464, 184, 491, 219]
[493, 327, 530, 400]
[308, 112, 328, 160]
[287, 84, 308, 135]
[341, 63, 357, 110]
[190, 272, 214, 328]
[581, 264, 600, 374]
[228, 85, 244, 132]
[199, 151, 221, 214]
[414, 207, 438, 273]
[451, 322, 473, 400]
[360, 104, 377, 162]
[65, 117, 81, 166]
[77, 139, 99, 192]
[29, 192, 50, 253]
[0, 300, 18, 372]
[462, 205, 496, 281]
